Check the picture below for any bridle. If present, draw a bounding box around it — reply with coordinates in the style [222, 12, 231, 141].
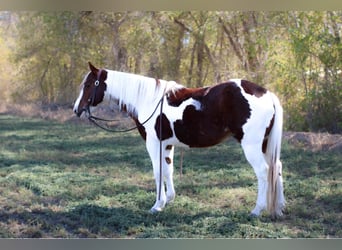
[84, 69, 102, 117]
[84, 70, 166, 134]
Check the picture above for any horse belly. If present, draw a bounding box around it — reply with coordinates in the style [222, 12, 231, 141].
[173, 109, 232, 148]
[192, 129, 232, 147]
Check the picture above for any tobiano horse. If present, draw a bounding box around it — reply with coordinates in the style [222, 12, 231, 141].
[73, 62, 285, 218]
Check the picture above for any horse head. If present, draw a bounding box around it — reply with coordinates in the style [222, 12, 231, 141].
[73, 62, 107, 117]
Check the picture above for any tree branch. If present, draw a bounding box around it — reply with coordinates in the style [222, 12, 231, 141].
[218, 17, 244, 64]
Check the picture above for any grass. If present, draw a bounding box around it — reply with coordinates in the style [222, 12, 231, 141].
[0, 114, 341, 238]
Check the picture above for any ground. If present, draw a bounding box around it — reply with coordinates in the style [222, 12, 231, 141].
[0, 103, 341, 238]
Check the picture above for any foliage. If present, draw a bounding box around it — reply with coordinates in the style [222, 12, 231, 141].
[0, 11, 341, 132]
[285, 11, 342, 132]
[0, 115, 341, 238]
[8, 12, 109, 104]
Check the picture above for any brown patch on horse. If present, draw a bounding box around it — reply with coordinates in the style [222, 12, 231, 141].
[241, 80, 267, 97]
[155, 113, 173, 140]
[174, 82, 251, 147]
[167, 87, 209, 107]
[165, 145, 173, 150]
[262, 113, 275, 153]
[165, 157, 172, 164]
[133, 117, 147, 141]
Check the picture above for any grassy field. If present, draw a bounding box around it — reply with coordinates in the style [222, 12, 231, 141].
[0, 114, 341, 238]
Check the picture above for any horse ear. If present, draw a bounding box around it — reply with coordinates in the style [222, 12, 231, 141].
[88, 62, 98, 74]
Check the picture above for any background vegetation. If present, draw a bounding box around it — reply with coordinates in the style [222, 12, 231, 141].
[0, 11, 341, 132]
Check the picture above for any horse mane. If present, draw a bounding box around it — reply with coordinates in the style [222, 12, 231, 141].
[106, 70, 182, 116]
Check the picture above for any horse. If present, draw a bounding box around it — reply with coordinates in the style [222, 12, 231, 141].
[73, 62, 285, 218]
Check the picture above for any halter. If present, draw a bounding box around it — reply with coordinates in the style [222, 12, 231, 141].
[89, 79, 100, 105]
[86, 75, 166, 133]
[80, 69, 101, 119]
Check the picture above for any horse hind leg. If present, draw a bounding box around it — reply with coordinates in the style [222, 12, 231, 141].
[241, 142, 269, 217]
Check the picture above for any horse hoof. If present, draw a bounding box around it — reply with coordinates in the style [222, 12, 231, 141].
[249, 212, 259, 218]
[149, 207, 162, 214]
[166, 197, 175, 205]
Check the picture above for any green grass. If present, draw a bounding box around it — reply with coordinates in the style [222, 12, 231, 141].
[0, 114, 341, 238]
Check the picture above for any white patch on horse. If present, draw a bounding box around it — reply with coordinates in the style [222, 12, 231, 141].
[165, 97, 202, 120]
[73, 72, 91, 115]
[73, 88, 83, 114]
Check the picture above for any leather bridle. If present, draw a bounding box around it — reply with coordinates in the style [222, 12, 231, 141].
[85, 73, 166, 134]
[84, 69, 103, 116]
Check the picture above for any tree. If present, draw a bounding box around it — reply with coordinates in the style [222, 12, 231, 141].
[283, 11, 341, 132]
[0, 12, 16, 103]
[12, 12, 108, 104]
[218, 11, 272, 83]
[4, 11, 341, 132]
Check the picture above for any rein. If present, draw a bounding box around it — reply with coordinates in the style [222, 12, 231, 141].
[158, 87, 166, 202]
[87, 96, 164, 133]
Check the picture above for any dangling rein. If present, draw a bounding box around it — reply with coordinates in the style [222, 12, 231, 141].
[87, 96, 164, 133]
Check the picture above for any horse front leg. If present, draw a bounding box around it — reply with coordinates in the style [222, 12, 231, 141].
[146, 137, 167, 213]
[164, 144, 175, 204]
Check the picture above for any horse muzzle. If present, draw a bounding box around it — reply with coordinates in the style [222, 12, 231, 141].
[75, 106, 92, 118]
[74, 106, 86, 117]
[75, 109, 83, 117]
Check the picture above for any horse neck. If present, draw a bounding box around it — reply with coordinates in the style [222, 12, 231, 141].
[105, 70, 168, 116]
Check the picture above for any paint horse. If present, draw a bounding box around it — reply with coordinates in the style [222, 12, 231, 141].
[73, 62, 285, 218]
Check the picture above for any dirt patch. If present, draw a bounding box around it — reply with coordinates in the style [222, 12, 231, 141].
[0, 103, 76, 123]
[283, 131, 342, 152]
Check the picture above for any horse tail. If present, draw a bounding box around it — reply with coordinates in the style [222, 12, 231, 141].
[265, 92, 283, 217]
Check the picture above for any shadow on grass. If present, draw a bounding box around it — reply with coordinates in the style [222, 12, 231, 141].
[0, 202, 252, 238]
